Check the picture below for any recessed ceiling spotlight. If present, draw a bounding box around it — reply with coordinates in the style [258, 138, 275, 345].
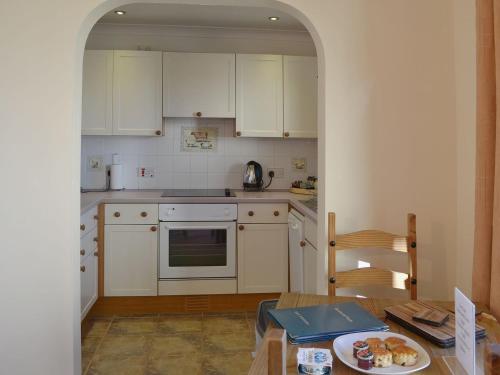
[114, 10, 126, 15]
[268, 16, 280, 21]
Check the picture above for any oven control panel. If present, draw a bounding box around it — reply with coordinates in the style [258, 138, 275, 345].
[159, 204, 237, 222]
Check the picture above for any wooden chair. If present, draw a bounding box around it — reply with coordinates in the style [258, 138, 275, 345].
[327, 212, 417, 299]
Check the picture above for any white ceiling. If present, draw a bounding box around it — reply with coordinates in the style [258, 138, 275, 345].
[98, 3, 307, 31]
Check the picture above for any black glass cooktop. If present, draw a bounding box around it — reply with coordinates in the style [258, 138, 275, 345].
[161, 189, 235, 197]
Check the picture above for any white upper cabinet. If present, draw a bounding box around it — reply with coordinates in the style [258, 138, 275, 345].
[82, 50, 113, 135]
[163, 52, 235, 118]
[112, 50, 163, 136]
[236, 54, 283, 138]
[283, 56, 318, 138]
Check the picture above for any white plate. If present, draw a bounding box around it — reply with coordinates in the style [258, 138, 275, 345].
[333, 332, 431, 374]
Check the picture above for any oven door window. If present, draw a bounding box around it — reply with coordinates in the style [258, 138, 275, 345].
[169, 229, 227, 267]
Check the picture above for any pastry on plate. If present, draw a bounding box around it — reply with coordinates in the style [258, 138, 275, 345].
[372, 348, 393, 368]
[365, 337, 385, 351]
[384, 336, 406, 351]
[392, 345, 419, 366]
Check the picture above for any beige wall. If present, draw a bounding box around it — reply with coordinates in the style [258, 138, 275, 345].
[0, 0, 474, 374]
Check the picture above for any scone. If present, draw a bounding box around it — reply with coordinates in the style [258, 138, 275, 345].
[384, 336, 406, 351]
[392, 345, 419, 366]
[372, 348, 393, 368]
[366, 338, 385, 351]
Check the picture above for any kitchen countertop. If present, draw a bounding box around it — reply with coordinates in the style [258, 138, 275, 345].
[81, 189, 317, 222]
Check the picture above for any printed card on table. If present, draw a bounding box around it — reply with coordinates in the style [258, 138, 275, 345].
[454, 287, 476, 375]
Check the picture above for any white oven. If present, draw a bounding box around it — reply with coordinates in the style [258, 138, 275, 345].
[159, 204, 237, 279]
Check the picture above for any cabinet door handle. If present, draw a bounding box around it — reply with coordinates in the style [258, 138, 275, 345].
[93, 251, 98, 257]
[238, 225, 245, 231]
[141, 211, 148, 217]
[80, 249, 86, 256]
[151, 226, 157, 232]
[248, 210, 254, 217]
[283, 132, 290, 138]
[114, 212, 121, 218]
[80, 224, 86, 231]
[236, 131, 241, 137]
[300, 241, 306, 248]
[273, 211, 280, 217]
[80, 266, 86, 272]
[196, 111, 202, 117]
[93, 237, 98, 243]
[155, 130, 162, 136]
[93, 215, 99, 220]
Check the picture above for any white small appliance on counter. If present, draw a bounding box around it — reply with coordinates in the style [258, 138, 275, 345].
[110, 153, 123, 190]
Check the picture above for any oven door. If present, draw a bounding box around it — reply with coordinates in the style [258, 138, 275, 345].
[159, 221, 236, 279]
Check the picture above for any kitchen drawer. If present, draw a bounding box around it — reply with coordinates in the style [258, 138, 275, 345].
[80, 227, 98, 262]
[237, 203, 288, 224]
[304, 216, 317, 249]
[105, 204, 158, 225]
[80, 206, 98, 238]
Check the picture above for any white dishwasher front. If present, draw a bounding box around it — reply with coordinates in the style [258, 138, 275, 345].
[288, 209, 305, 293]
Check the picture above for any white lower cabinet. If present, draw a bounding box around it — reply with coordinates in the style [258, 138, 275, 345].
[237, 223, 288, 293]
[303, 241, 317, 294]
[104, 224, 158, 296]
[81, 253, 98, 320]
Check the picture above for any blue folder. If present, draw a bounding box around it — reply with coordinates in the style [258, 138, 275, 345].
[268, 302, 389, 344]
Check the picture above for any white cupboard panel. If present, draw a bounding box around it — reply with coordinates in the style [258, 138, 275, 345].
[237, 223, 288, 293]
[82, 50, 113, 135]
[104, 224, 158, 296]
[81, 253, 98, 320]
[283, 56, 318, 138]
[303, 241, 317, 294]
[236, 54, 283, 137]
[163, 52, 235, 118]
[112, 51, 163, 136]
[237, 203, 288, 224]
[105, 204, 158, 225]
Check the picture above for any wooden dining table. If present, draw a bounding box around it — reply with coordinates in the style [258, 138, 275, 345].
[248, 293, 500, 374]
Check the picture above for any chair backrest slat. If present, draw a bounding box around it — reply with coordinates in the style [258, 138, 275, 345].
[336, 230, 408, 252]
[336, 267, 409, 290]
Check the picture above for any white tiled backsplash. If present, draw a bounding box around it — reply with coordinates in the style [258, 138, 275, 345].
[81, 118, 317, 190]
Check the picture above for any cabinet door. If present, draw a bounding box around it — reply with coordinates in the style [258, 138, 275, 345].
[303, 241, 317, 294]
[237, 223, 288, 293]
[104, 224, 158, 296]
[82, 50, 113, 135]
[112, 51, 163, 136]
[81, 253, 98, 320]
[283, 56, 317, 138]
[236, 54, 283, 137]
[163, 52, 235, 118]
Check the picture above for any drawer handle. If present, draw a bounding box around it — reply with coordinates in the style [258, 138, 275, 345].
[273, 211, 280, 217]
[238, 225, 245, 231]
[248, 210, 254, 217]
[236, 131, 241, 137]
[141, 211, 148, 217]
[80, 224, 86, 231]
[155, 130, 162, 136]
[151, 226, 157, 232]
[283, 132, 290, 138]
[114, 212, 121, 218]
[80, 266, 86, 272]
[196, 111, 202, 117]
[80, 249, 86, 256]
[93, 215, 98, 220]
[300, 241, 306, 248]
[93, 237, 98, 243]
[93, 251, 98, 257]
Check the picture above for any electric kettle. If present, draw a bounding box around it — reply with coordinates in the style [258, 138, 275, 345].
[243, 161, 263, 191]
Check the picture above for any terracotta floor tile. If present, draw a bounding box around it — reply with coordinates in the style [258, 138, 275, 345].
[203, 351, 254, 375]
[86, 319, 112, 338]
[147, 354, 203, 375]
[149, 334, 202, 358]
[87, 355, 147, 375]
[202, 315, 250, 335]
[96, 335, 148, 358]
[108, 317, 158, 335]
[204, 331, 255, 353]
[158, 314, 202, 334]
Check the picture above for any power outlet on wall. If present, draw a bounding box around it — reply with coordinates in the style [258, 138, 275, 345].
[138, 167, 155, 178]
[268, 167, 284, 178]
[87, 155, 104, 171]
